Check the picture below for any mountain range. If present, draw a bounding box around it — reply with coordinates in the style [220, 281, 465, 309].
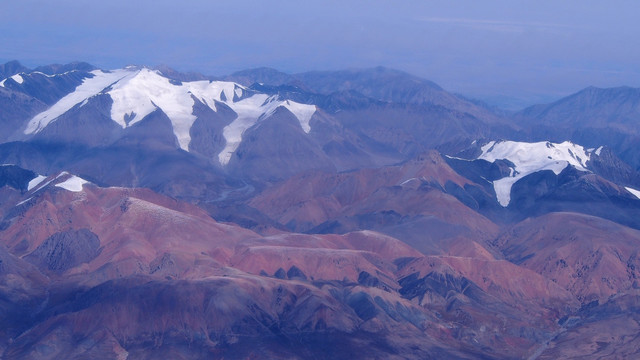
[1, 60, 640, 359]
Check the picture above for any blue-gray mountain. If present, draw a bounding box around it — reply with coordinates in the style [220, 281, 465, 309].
[1, 60, 640, 359]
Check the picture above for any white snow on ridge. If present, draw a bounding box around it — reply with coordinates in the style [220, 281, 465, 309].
[108, 69, 248, 151]
[595, 146, 604, 156]
[626, 187, 640, 200]
[0, 74, 24, 87]
[217, 95, 316, 165]
[1, 70, 80, 88]
[15, 197, 33, 207]
[28, 172, 67, 193]
[108, 68, 196, 150]
[55, 175, 89, 192]
[25, 69, 133, 134]
[24, 66, 317, 160]
[11, 74, 24, 84]
[108, 69, 316, 157]
[27, 175, 47, 191]
[219, 94, 272, 165]
[30, 70, 78, 78]
[24, 172, 90, 194]
[478, 140, 592, 207]
[282, 100, 316, 133]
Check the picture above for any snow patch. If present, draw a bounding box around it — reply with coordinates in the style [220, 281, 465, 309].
[478, 140, 591, 207]
[29, 177, 55, 193]
[218, 96, 316, 165]
[11, 74, 23, 84]
[28, 172, 78, 193]
[27, 175, 47, 191]
[30, 70, 78, 78]
[218, 94, 273, 164]
[108, 69, 255, 151]
[283, 101, 315, 133]
[16, 197, 33, 207]
[0, 70, 78, 88]
[25, 69, 134, 134]
[445, 154, 473, 161]
[55, 175, 89, 192]
[595, 146, 604, 156]
[625, 187, 640, 200]
[400, 178, 418, 186]
[0, 74, 24, 86]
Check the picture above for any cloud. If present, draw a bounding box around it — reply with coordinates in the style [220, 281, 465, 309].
[417, 17, 572, 33]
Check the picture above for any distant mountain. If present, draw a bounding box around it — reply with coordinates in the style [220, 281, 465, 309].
[516, 86, 640, 132]
[33, 61, 97, 75]
[225, 66, 295, 87]
[514, 86, 640, 169]
[0, 60, 29, 79]
[227, 66, 508, 124]
[153, 64, 212, 82]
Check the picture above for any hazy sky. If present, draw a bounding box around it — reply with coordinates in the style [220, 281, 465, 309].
[1, 0, 639, 109]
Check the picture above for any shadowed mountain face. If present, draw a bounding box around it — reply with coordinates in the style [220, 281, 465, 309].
[2, 61, 640, 358]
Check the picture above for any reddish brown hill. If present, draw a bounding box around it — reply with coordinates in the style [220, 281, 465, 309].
[0, 173, 587, 359]
[2, 174, 425, 286]
[535, 293, 640, 359]
[3, 179, 258, 285]
[0, 177, 495, 359]
[394, 254, 578, 358]
[251, 151, 471, 226]
[249, 151, 498, 257]
[492, 212, 640, 302]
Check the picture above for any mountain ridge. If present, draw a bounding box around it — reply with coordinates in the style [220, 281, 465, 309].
[3, 59, 640, 358]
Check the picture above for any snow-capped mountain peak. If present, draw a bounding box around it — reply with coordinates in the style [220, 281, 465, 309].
[22, 67, 317, 163]
[477, 140, 594, 206]
[24, 69, 133, 134]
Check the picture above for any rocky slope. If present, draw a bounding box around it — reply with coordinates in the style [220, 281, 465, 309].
[0, 168, 584, 359]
